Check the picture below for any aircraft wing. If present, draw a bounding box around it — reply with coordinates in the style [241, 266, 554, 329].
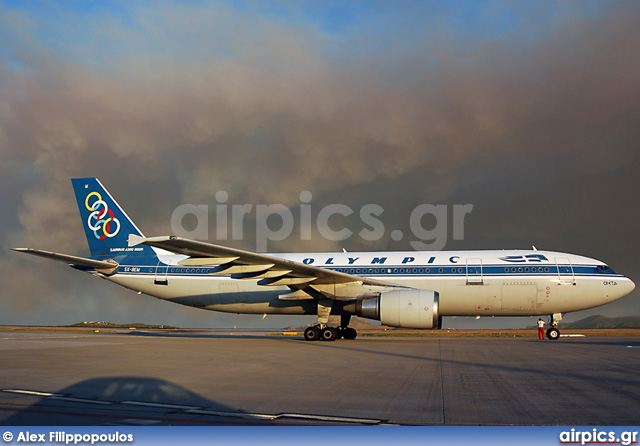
[12, 248, 119, 273]
[129, 235, 403, 300]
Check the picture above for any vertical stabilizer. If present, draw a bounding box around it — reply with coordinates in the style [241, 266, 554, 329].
[71, 178, 155, 258]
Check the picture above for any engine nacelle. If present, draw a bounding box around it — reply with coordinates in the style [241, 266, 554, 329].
[353, 289, 441, 329]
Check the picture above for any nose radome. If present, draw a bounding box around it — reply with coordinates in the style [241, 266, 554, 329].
[610, 277, 635, 302]
[619, 277, 636, 298]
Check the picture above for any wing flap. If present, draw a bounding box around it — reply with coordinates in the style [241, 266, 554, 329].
[258, 276, 317, 286]
[278, 289, 315, 300]
[232, 269, 292, 280]
[178, 257, 239, 266]
[209, 264, 275, 275]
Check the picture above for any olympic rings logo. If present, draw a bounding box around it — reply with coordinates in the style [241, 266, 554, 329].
[85, 192, 120, 240]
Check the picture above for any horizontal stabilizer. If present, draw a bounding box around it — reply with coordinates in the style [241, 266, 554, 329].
[12, 248, 119, 273]
[127, 234, 146, 247]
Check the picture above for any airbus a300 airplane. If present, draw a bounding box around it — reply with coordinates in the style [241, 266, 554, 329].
[13, 178, 635, 341]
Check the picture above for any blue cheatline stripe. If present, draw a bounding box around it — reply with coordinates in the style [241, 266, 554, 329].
[112, 262, 622, 280]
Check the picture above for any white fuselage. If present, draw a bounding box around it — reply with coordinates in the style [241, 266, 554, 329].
[102, 249, 635, 319]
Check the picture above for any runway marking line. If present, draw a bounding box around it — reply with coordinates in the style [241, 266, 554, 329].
[186, 409, 276, 420]
[0, 406, 266, 426]
[279, 413, 380, 424]
[49, 396, 113, 405]
[2, 389, 385, 425]
[121, 401, 200, 410]
[100, 419, 161, 426]
[4, 389, 62, 397]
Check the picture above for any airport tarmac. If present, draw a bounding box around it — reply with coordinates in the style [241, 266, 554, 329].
[1, 329, 639, 425]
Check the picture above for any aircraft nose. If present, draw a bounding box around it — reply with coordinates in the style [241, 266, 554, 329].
[607, 277, 635, 303]
[620, 277, 636, 298]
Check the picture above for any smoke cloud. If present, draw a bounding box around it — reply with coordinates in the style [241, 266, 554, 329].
[1, 2, 638, 327]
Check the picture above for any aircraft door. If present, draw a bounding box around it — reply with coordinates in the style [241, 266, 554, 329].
[555, 257, 575, 285]
[466, 258, 483, 285]
[154, 261, 168, 285]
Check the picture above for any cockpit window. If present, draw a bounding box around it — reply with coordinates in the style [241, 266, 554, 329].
[596, 265, 615, 274]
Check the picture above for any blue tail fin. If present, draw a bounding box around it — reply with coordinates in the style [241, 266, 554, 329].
[72, 178, 155, 258]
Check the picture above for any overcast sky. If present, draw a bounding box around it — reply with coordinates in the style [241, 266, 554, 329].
[1, 1, 638, 329]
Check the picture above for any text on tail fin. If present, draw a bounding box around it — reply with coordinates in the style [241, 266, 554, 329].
[72, 178, 153, 258]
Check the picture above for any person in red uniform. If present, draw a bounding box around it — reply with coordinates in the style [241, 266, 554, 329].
[537, 318, 545, 340]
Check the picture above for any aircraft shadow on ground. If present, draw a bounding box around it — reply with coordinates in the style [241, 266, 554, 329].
[2, 376, 249, 426]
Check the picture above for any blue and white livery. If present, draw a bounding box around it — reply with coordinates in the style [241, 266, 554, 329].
[13, 178, 635, 341]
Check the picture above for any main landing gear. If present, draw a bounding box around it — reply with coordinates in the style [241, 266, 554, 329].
[303, 313, 357, 341]
[303, 325, 357, 342]
[546, 313, 562, 340]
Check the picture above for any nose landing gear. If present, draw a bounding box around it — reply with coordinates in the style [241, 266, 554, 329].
[546, 313, 563, 340]
[546, 327, 560, 340]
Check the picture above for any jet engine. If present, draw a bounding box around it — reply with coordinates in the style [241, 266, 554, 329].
[349, 289, 441, 329]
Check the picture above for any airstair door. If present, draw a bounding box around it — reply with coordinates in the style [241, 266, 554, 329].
[154, 261, 168, 285]
[555, 257, 575, 285]
[466, 258, 484, 285]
